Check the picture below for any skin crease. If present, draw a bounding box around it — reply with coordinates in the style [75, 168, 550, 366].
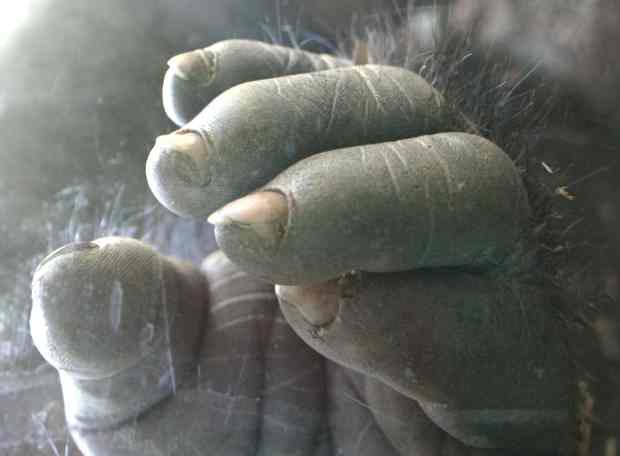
[148, 63, 453, 218]
[32, 244, 569, 456]
[0, 3, 611, 456]
[3, 3, 616, 454]
[28, 36, 584, 456]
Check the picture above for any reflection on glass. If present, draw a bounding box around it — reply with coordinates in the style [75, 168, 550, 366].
[0, 0, 32, 48]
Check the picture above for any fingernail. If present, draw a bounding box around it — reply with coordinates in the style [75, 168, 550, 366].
[276, 282, 340, 326]
[146, 131, 211, 217]
[167, 49, 215, 83]
[208, 191, 288, 242]
[150, 131, 210, 187]
[34, 242, 98, 278]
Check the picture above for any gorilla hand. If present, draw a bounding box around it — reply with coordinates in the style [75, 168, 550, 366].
[152, 39, 576, 449]
[30, 40, 576, 455]
[31, 238, 338, 455]
[31, 239, 571, 456]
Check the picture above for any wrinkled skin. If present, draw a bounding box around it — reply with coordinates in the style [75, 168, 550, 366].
[27, 39, 583, 456]
[32, 245, 572, 456]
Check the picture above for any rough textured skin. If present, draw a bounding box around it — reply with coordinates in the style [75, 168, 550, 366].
[278, 269, 574, 450]
[7, 1, 619, 455]
[35, 248, 572, 455]
[147, 65, 453, 217]
[164, 39, 350, 126]
[33, 38, 581, 452]
[36, 249, 552, 456]
[64, 251, 330, 456]
[215, 132, 531, 284]
[30, 238, 208, 431]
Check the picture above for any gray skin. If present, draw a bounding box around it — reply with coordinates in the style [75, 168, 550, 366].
[30, 238, 208, 431]
[147, 64, 455, 218]
[163, 39, 350, 126]
[278, 269, 573, 451]
[31, 243, 572, 455]
[30, 41, 578, 455]
[215, 132, 531, 284]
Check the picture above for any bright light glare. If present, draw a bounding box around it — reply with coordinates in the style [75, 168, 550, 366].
[0, 0, 31, 48]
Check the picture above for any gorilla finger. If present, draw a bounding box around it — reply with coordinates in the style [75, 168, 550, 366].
[210, 133, 530, 285]
[276, 270, 574, 451]
[363, 376, 509, 456]
[71, 251, 279, 456]
[163, 39, 350, 126]
[195, 251, 329, 455]
[325, 365, 402, 456]
[30, 237, 207, 430]
[147, 64, 453, 217]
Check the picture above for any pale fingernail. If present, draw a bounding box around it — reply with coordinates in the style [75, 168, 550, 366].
[208, 191, 288, 242]
[153, 131, 207, 161]
[34, 241, 98, 277]
[276, 282, 340, 326]
[146, 131, 211, 217]
[167, 49, 215, 83]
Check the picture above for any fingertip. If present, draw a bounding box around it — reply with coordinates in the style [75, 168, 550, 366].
[208, 191, 288, 232]
[162, 49, 215, 126]
[33, 241, 99, 279]
[146, 131, 211, 218]
[209, 191, 292, 281]
[30, 238, 164, 378]
[167, 49, 215, 83]
[162, 68, 209, 126]
[275, 282, 340, 327]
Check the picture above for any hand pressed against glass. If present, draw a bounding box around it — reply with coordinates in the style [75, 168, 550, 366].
[31, 40, 576, 455]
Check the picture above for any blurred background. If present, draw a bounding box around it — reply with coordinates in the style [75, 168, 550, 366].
[1, 0, 619, 454]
